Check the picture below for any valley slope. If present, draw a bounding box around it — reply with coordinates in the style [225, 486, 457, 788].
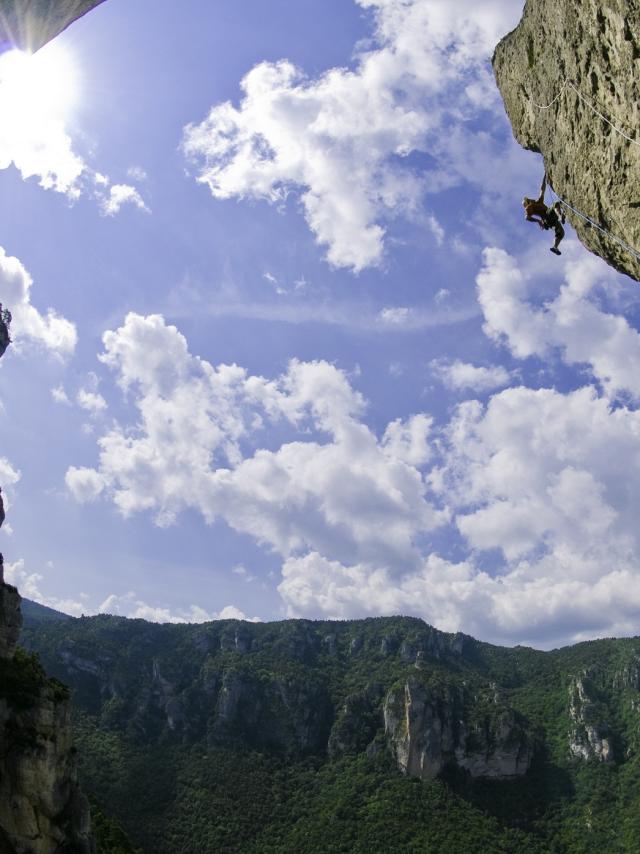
[20, 610, 640, 853]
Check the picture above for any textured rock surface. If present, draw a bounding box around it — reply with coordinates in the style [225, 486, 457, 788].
[384, 677, 532, 780]
[0, 573, 21, 658]
[493, 0, 640, 281]
[0, 0, 106, 53]
[568, 674, 614, 762]
[0, 686, 94, 853]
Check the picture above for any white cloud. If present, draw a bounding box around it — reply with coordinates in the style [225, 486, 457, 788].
[4, 559, 85, 616]
[478, 245, 640, 399]
[431, 358, 512, 392]
[0, 246, 76, 355]
[274, 380, 640, 645]
[0, 457, 20, 488]
[51, 385, 71, 405]
[76, 388, 107, 415]
[379, 307, 412, 326]
[68, 312, 442, 567]
[100, 183, 149, 217]
[0, 457, 20, 521]
[382, 414, 433, 466]
[182, 0, 522, 270]
[0, 47, 147, 214]
[97, 591, 259, 623]
[69, 311, 640, 647]
[126, 166, 148, 182]
[65, 467, 105, 503]
[0, 46, 84, 195]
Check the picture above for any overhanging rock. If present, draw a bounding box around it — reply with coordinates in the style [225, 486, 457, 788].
[493, 0, 640, 281]
[0, 0, 106, 54]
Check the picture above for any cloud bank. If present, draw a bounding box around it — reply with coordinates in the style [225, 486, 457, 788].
[66, 306, 640, 647]
[182, 0, 522, 270]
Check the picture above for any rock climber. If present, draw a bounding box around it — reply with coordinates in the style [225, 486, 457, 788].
[523, 174, 566, 255]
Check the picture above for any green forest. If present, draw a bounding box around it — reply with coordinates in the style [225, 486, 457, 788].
[19, 608, 640, 853]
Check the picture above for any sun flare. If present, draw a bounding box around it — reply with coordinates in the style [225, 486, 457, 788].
[0, 42, 78, 124]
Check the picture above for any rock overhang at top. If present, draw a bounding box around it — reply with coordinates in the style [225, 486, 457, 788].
[0, 0, 106, 54]
[492, 0, 640, 282]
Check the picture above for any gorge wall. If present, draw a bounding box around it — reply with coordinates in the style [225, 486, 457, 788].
[20, 611, 640, 852]
[0, 530, 95, 851]
[493, 0, 640, 281]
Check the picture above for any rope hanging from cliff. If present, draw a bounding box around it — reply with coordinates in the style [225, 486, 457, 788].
[528, 78, 640, 148]
[565, 80, 640, 148]
[529, 78, 568, 110]
[549, 189, 640, 264]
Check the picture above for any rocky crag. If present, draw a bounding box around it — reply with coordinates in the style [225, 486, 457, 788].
[0, 0, 106, 54]
[493, 0, 640, 281]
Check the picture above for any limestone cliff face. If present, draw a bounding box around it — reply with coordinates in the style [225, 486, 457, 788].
[0, 576, 94, 850]
[0, 0, 106, 53]
[568, 674, 614, 762]
[493, 0, 640, 281]
[0, 679, 94, 853]
[0, 567, 21, 658]
[383, 677, 532, 781]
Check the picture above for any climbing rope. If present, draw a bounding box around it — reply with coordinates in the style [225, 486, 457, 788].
[528, 77, 640, 147]
[524, 77, 640, 265]
[565, 80, 640, 147]
[529, 78, 568, 110]
[549, 189, 640, 264]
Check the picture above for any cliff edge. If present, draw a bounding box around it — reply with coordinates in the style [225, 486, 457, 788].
[493, 0, 640, 281]
[0, 0, 106, 54]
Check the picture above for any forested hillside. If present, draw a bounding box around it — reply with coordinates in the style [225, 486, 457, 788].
[20, 612, 640, 852]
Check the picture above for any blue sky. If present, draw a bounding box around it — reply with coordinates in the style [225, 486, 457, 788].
[1, 0, 640, 648]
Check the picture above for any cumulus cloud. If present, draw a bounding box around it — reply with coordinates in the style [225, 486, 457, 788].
[4, 559, 85, 616]
[67, 312, 442, 567]
[478, 246, 640, 399]
[51, 385, 71, 405]
[182, 0, 522, 270]
[0, 457, 20, 522]
[0, 246, 76, 355]
[65, 466, 105, 502]
[431, 358, 512, 392]
[70, 310, 640, 647]
[97, 591, 259, 623]
[281, 385, 640, 647]
[76, 388, 107, 415]
[100, 183, 149, 217]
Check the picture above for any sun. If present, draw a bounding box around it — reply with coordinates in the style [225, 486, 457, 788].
[0, 41, 78, 124]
